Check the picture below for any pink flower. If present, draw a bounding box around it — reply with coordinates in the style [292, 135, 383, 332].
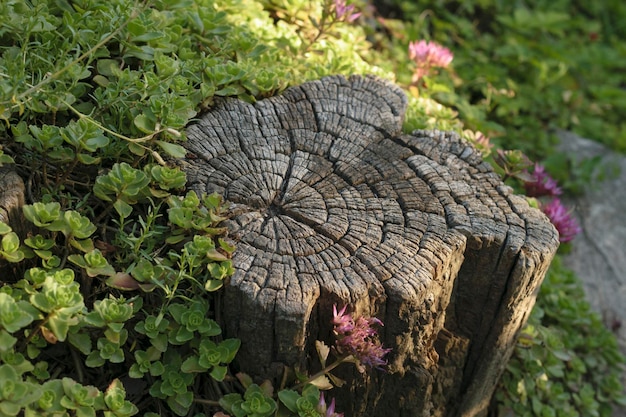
[332, 304, 354, 334]
[332, 305, 391, 370]
[541, 198, 581, 243]
[524, 164, 562, 197]
[408, 40, 453, 81]
[334, 0, 361, 22]
[318, 393, 344, 417]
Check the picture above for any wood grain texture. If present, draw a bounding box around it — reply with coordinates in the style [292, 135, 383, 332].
[182, 75, 560, 417]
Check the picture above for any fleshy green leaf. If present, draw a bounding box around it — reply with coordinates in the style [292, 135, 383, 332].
[210, 365, 227, 381]
[0, 330, 17, 352]
[155, 140, 187, 158]
[0, 222, 12, 234]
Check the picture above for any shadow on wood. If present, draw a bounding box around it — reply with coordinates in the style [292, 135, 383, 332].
[182, 75, 560, 417]
[0, 167, 25, 226]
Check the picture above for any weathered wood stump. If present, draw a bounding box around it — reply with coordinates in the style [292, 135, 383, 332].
[0, 167, 25, 226]
[182, 75, 560, 417]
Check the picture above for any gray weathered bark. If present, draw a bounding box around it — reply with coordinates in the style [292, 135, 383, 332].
[182, 75, 560, 417]
[0, 167, 25, 226]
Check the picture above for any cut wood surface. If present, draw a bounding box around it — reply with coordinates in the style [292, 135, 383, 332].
[182, 75, 560, 417]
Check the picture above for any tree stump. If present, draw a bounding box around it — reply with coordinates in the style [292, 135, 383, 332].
[0, 167, 25, 226]
[182, 75, 560, 417]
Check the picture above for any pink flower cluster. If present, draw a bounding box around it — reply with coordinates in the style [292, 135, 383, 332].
[524, 164, 580, 243]
[408, 40, 454, 81]
[333, 0, 361, 23]
[524, 163, 562, 198]
[332, 305, 391, 370]
[541, 198, 582, 243]
[318, 393, 343, 417]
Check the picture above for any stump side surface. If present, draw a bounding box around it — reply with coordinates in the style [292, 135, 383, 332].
[182, 75, 559, 416]
[0, 167, 25, 226]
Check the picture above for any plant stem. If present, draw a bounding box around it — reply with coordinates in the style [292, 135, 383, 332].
[21, 315, 51, 348]
[64, 101, 163, 144]
[193, 398, 221, 406]
[301, 0, 334, 53]
[291, 354, 354, 391]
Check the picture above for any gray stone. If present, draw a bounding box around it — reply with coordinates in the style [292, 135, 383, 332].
[556, 129, 626, 416]
[557, 130, 626, 344]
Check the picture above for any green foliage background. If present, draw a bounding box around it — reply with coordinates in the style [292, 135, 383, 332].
[0, 0, 625, 416]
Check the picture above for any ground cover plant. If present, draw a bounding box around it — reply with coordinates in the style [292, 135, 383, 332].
[0, 0, 624, 416]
